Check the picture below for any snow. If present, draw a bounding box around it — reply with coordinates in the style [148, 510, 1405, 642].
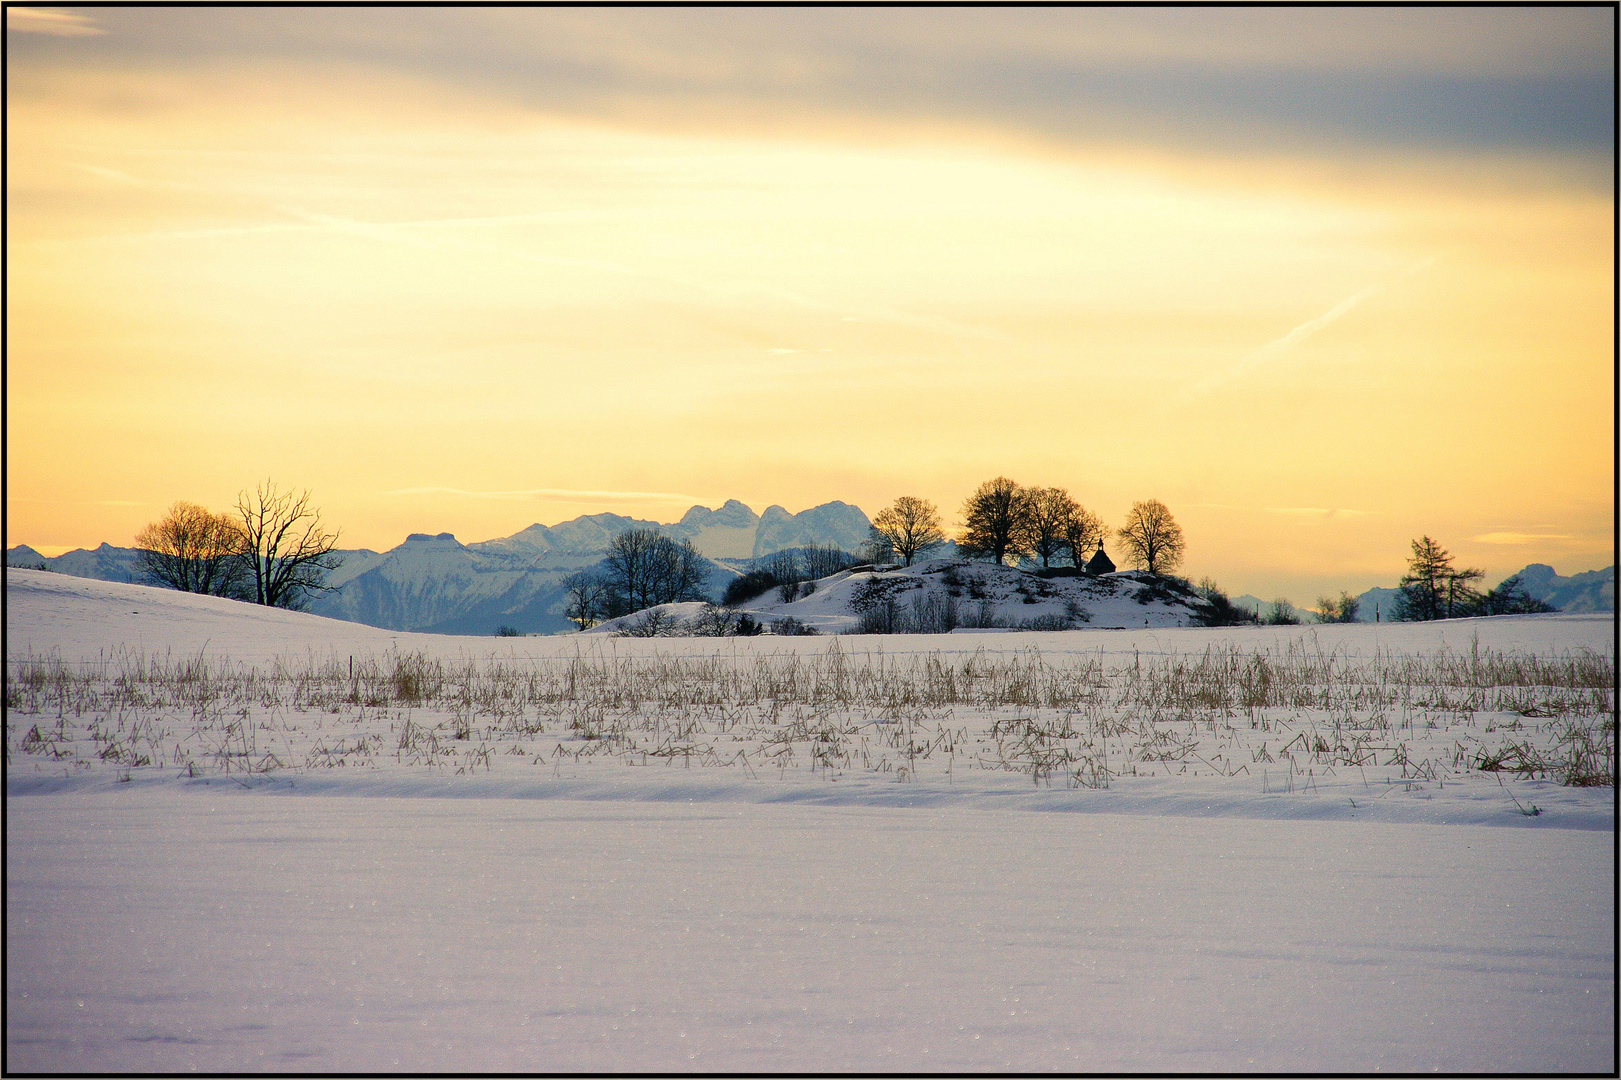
[17, 562, 1609, 667]
[9, 791, 1612, 1073]
[593, 559, 1215, 635]
[5, 568, 1616, 1071]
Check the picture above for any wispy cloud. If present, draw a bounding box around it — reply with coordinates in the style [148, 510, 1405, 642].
[1192, 256, 1435, 395]
[276, 208, 1014, 344]
[384, 487, 703, 504]
[1265, 507, 1378, 518]
[7, 7, 105, 36]
[1471, 531, 1575, 545]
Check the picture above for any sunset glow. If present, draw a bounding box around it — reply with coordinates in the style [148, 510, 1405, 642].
[6, 7, 1613, 599]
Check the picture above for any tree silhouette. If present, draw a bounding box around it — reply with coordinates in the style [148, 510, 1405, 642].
[134, 501, 248, 598]
[871, 496, 945, 566]
[958, 477, 1034, 566]
[234, 481, 342, 610]
[1116, 499, 1184, 575]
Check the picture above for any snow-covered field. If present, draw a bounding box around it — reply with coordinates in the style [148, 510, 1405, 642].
[6, 569, 1616, 1071]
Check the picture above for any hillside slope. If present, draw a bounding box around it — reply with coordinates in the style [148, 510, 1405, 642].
[592, 558, 1213, 634]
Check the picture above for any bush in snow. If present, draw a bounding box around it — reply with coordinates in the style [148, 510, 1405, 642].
[1264, 599, 1301, 626]
[909, 591, 960, 634]
[692, 604, 740, 637]
[1314, 592, 1362, 624]
[849, 575, 912, 614]
[773, 616, 819, 636]
[798, 543, 860, 580]
[1193, 578, 1259, 627]
[958, 600, 1007, 629]
[852, 600, 900, 634]
[722, 569, 780, 606]
[614, 608, 678, 637]
[1019, 614, 1074, 631]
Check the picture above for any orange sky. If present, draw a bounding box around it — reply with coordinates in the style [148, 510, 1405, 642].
[6, 7, 1614, 601]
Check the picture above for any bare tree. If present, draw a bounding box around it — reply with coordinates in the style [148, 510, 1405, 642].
[614, 607, 677, 638]
[604, 528, 708, 613]
[134, 501, 248, 598]
[234, 481, 343, 609]
[1025, 488, 1079, 569]
[1314, 591, 1361, 624]
[562, 570, 608, 631]
[799, 542, 860, 580]
[757, 550, 803, 603]
[864, 525, 896, 565]
[958, 477, 1034, 566]
[1061, 504, 1105, 569]
[871, 496, 945, 566]
[692, 603, 740, 637]
[648, 535, 708, 606]
[604, 528, 659, 614]
[1116, 499, 1185, 576]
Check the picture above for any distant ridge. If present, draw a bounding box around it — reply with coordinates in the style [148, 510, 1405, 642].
[1232, 565, 1614, 622]
[11, 517, 1609, 633]
[6, 500, 872, 635]
[473, 500, 870, 560]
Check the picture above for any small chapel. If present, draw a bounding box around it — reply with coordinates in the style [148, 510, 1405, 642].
[1083, 539, 1115, 576]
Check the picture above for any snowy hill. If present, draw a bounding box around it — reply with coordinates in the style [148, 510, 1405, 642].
[591, 558, 1213, 635]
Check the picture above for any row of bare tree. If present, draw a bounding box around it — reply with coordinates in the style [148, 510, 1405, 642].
[561, 527, 710, 630]
[867, 479, 1186, 575]
[135, 482, 342, 609]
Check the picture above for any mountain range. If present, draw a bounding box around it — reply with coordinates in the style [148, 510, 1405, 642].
[9, 504, 1612, 634]
[7, 500, 873, 635]
[1232, 563, 1614, 623]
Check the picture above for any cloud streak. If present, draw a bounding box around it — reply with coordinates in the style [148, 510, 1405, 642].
[1471, 531, 1575, 545]
[1192, 256, 1435, 395]
[273, 208, 1014, 344]
[1264, 507, 1379, 518]
[7, 8, 104, 36]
